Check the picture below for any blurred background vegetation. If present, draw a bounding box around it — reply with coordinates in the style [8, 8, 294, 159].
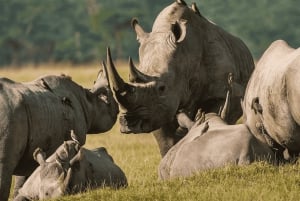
[0, 0, 299, 67]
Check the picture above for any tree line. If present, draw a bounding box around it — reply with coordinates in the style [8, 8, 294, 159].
[0, 0, 299, 67]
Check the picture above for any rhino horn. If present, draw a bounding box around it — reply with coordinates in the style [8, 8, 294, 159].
[106, 47, 126, 92]
[129, 57, 154, 83]
[101, 61, 110, 88]
[219, 73, 233, 120]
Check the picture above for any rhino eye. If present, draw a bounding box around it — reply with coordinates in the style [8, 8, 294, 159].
[157, 85, 166, 95]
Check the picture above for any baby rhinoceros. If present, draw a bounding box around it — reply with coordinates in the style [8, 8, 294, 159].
[14, 134, 127, 201]
[159, 109, 277, 180]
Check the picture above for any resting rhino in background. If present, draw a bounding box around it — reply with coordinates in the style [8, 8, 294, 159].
[159, 103, 276, 180]
[105, 0, 254, 156]
[0, 63, 119, 201]
[14, 134, 127, 201]
[243, 40, 300, 159]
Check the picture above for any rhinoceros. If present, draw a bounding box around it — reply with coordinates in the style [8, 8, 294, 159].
[14, 133, 127, 201]
[0, 63, 119, 201]
[159, 108, 276, 180]
[105, 0, 254, 156]
[243, 40, 300, 159]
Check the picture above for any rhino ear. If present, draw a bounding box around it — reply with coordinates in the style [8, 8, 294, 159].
[131, 18, 148, 42]
[171, 19, 187, 43]
[33, 148, 46, 165]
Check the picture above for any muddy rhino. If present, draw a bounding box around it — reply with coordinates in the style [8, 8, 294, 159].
[0, 63, 119, 201]
[14, 133, 127, 201]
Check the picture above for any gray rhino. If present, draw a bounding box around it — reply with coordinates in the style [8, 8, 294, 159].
[243, 40, 300, 160]
[14, 135, 127, 201]
[0, 63, 119, 201]
[159, 109, 276, 180]
[105, 0, 254, 156]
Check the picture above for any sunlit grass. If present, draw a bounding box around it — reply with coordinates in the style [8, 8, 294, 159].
[2, 63, 300, 201]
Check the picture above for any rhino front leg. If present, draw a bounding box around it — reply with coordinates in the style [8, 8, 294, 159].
[0, 159, 17, 201]
[0, 128, 28, 201]
[153, 121, 183, 157]
[0, 167, 10, 201]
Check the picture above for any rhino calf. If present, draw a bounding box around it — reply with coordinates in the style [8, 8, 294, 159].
[14, 136, 127, 201]
[0, 63, 119, 201]
[159, 110, 277, 180]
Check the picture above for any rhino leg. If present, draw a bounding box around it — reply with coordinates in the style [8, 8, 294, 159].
[0, 152, 21, 201]
[153, 121, 183, 157]
[0, 117, 28, 201]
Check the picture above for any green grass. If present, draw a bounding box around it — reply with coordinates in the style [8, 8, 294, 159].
[2, 63, 300, 201]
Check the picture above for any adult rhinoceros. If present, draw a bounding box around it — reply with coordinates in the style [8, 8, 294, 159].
[106, 0, 254, 156]
[159, 110, 276, 180]
[243, 40, 300, 159]
[0, 64, 119, 201]
[14, 133, 127, 201]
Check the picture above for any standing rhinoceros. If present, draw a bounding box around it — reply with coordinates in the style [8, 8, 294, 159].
[0, 63, 119, 201]
[14, 133, 127, 201]
[105, 0, 254, 156]
[243, 40, 300, 159]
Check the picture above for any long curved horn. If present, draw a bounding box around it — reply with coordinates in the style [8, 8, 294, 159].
[106, 47, 126, 92]
[129, 57, 154, 83]
[102, 61, 110, 88]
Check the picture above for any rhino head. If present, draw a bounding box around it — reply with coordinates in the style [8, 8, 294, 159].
[105, 1, 210, 134]
[106, 0, 253, 136]
[34, 134, 82, 199]
[88, 62, 119, 133]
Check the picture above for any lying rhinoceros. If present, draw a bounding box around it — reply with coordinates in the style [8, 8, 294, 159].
[105, 0, 254, 156]
[14, 133, 127, 201]
[0, 63, 119, 201]
[243, 40, 300, 159]
[159, 84, 276, 180]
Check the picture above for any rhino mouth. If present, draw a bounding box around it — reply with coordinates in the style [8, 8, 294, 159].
[119, 111, 158, 134]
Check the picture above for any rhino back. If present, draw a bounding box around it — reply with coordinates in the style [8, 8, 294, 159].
[159, 122, 274, 180]
[0, 75, 88, 174]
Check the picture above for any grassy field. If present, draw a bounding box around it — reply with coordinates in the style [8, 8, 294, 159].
[2, 63, 300, 201]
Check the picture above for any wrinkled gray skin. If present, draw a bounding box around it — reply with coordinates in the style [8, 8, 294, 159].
[243, 40, 300, 158]
[0, 65, 119, 201]
[106, 0, 254, 156]
[159, 110, 276, 180]
[14, 138, 127, 201]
